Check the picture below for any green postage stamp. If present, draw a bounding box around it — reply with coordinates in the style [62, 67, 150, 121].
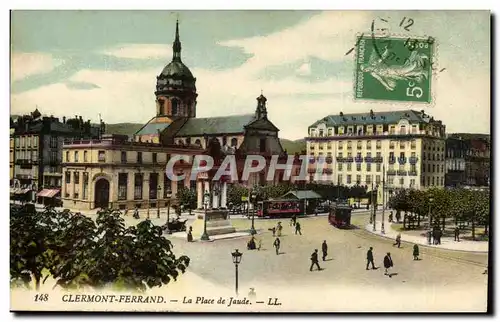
[354, 35, 434, 103]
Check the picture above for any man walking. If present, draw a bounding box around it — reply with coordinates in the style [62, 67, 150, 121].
[321, 240, 328, 261]
[295, 221, 302, 235]
[366, 247, 376, 270]
[276, 222, 283, 237]
[383, 252, 394, 277]
[393, 233, 401, 248]
[454, 226, 460, 242]
[273, 237, 281, 255]
[310, 249, 321, 271]
[413, 244, 419, 260]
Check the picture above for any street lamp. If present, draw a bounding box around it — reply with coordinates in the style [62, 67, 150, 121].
[201, 191, 211, 241]
[231, 249, 243, 296]
[165, 189, 172, 234]
[157, 185, 162, 219]
[381, 164, 386, 234]
[250, 191, 257, 235]
[427, 197, 434, 245]
[372, 184, 378, 232]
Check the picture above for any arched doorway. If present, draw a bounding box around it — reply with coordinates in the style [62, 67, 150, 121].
[94, 178, 110, 209]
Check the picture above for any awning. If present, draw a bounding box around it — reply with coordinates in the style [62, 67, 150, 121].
[15, 188, 31, 195]
[37, 189, 60, 198]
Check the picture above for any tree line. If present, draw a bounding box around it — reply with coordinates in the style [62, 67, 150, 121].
[10, 206, 190, 291]
[387, 188, 490, 240]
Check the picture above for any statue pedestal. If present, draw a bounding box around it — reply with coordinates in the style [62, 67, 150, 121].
[193, 209, 236, 237]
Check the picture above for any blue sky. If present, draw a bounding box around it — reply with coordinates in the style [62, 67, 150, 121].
[11, 10, 490, 140]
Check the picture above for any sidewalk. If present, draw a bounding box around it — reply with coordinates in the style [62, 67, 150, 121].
[364, 220, 489, 253]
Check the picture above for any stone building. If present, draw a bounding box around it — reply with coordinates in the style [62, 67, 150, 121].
[306, 109, 447, 202]
[10, 109, 100, 204]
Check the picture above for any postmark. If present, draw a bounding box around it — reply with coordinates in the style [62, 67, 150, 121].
[354, 34, 434, 103]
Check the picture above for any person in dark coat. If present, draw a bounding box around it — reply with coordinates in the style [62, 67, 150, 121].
[292, 214, 297, 226]
[454, 226, 460, 242]
[295, 221, 302, 235]
[366, 247, 376, 270]
[187, 226, 193, 242]
[133, 206, 140, 219]
[321, 240, 328, 261]
[273, 237, 281, 255]
[310, 249, 321, 271]
[270, 227, 276, 237]
[395, 211, 401, 223]
[388, 212, 393, 223]
[383, 252, 393, 276]
[413, 244, 419, 260]
[393, 233, 401, 248]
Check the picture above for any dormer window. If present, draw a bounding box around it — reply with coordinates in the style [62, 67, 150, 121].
[319, 129, 324, 137]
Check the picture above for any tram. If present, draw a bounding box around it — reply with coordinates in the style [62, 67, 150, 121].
[256, 199, 303, 218]
[328, 202, 352, 228]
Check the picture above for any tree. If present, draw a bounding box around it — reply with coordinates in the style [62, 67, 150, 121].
[176, 186, 197, 213]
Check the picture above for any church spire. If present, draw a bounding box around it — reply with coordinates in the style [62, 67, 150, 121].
[172, 19, 182, 62]
[255, 92, 268, 119]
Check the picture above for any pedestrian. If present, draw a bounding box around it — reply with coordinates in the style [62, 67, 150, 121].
[366, 247, 376, 270]
[413, 244, 419, 260]
[187, 226, 193, 242]
[388, 212, 393, 223]
[271, 227, 276, 237]
[289, 218, 294, 227]
[383, 252, 393, 276]
[295, 221, 302, 235]
[273, 237, 281, 255]
[292, 214, 297, 226]
[393, 233, 401, 248]
[248, 288, 256, 300]
[454, 226, 460, 242]
[257, 238, 262, 251]
[133, 206, 140, 219]
[395, 211, 401, 223]
[321, 240, 328, 261]
[276, 222, 283, 237]
[436, 229, 442, 245]
[309, 249, 321, 271]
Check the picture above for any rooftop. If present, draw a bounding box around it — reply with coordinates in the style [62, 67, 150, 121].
[176, 114, 256, 136]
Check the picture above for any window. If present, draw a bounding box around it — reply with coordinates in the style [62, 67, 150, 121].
[441, 164, 444, 172]
[163, 173, 171, 198]
[389, 141, 395, 149]
[389, 152, 395, 161]
[411, 140, 416, 149]
[231, 138, 238, 147]
[338, 163, 343, 171]
[432, 177, 435, 186]
[412, 125, 418, 134]
[356, 175, 361, 185]
[347, 175, 352, 184]
[83, 172, 89, 200]
[376, 175, 381, 185]
[347, 163, 352, 171]
[337, 174, 343, 185]
[74, 172, 80, 185]
[432, 164, 435, 172]
[65, 171, 71, 184]
[152, 153, 157, 164]
[118, 173, 128, 200]
[399, 177, 404, 185]
[389, 125, 396, 134]
[319, 144, 324, 150]
[149, 173, 158, 200]
[388, 177, 394, 185]
[98, 150, 105, 162]
[221, 136, 227, 146]
[367, 163, 371, 172]
[33, 136, 38, 147]
[376, 140, 381, 149]
[410, 164, 417, 173]
[66, 151, 70, 162]
[400, 152, 405, 159]
[400, 141, 405, 149]
[171, 99, 178, 115]
[74, 151, 79, 163]
[326, 143, 332, 149]
[137, 152, 143, 163]
[366, 140, 372, 149]
[441, 177, 444, 186]
[423, 152, 426, 160]
[338, 141, 343, 149]
[376, 163, 381, 172]
[84, 151, 88, 162]
[400, 125, 407, 135]
[428, 164, 431, 172]
[427, 177, 430, 186]
[186, 137, 192, 146]
[356, 163, 361, 171]
[260, 138, 266, 153]
[366, 175, 372, 185]
[410, 179, 416, 187]
[49, 136, 57, 148]
[134, 173, 143, 200]
[121, 151, 127, 164]
[327, 128, 333, 136]
[357, 141, 362, 149]
[347, 141, 352, 150]
[49, 151, 57, 164]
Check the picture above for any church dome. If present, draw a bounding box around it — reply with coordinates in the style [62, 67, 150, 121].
[160, 60, 194, 79]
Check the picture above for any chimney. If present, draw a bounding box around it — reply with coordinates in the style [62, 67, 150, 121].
[339, 112, 343, 117]
[63, 116, 66, 124]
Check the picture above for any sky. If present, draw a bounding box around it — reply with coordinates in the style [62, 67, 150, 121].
[10, 10, 490, 140]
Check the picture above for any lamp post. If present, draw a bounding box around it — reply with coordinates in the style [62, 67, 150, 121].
[157, 185, 162, 219]
[201, 191, 211, 241]
[381, 164, 386, 234]
[250, 191, 257, 235]
[231, 249, 243, 297]
[427, 197, 434, 245]
[165, 189, 172, 234]
[372, 183, 378, 232]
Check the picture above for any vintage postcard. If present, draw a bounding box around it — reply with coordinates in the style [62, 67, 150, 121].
[10, 10, 491, 312]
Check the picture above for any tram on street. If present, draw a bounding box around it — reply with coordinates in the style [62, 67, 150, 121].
[256, 199, 303, 218]
[328, 202, 352, 228]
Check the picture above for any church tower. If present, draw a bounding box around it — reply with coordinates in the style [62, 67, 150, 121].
[255, 93, 268, 120]
[155, 20, 198, 118]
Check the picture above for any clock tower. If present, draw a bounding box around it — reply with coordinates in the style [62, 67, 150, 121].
[155, 19, 198, 118]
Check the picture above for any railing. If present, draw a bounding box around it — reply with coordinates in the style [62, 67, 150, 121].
[409, 156, 418, 164]
[387, 170, 396, 176]
[398, 157, 407, 164]
[355, 157, 363, 163]
[388, 157, 396, 164]
[397, 170, 408, 176]
[408, 171, 418, 176]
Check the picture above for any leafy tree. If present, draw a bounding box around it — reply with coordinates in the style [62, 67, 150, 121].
[176, 186, 197, 213]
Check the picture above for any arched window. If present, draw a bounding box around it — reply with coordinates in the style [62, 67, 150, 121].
[231, 138, 238, 147]
[194, 139, 202, 147]
[171, 99, 179, 116]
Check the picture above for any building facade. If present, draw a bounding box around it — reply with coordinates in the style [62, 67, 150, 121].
[306, 109, 446, 202]
[10, 110, 100, 203]
[61, 134, 203, 210]
[445, 134, 490, 187]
